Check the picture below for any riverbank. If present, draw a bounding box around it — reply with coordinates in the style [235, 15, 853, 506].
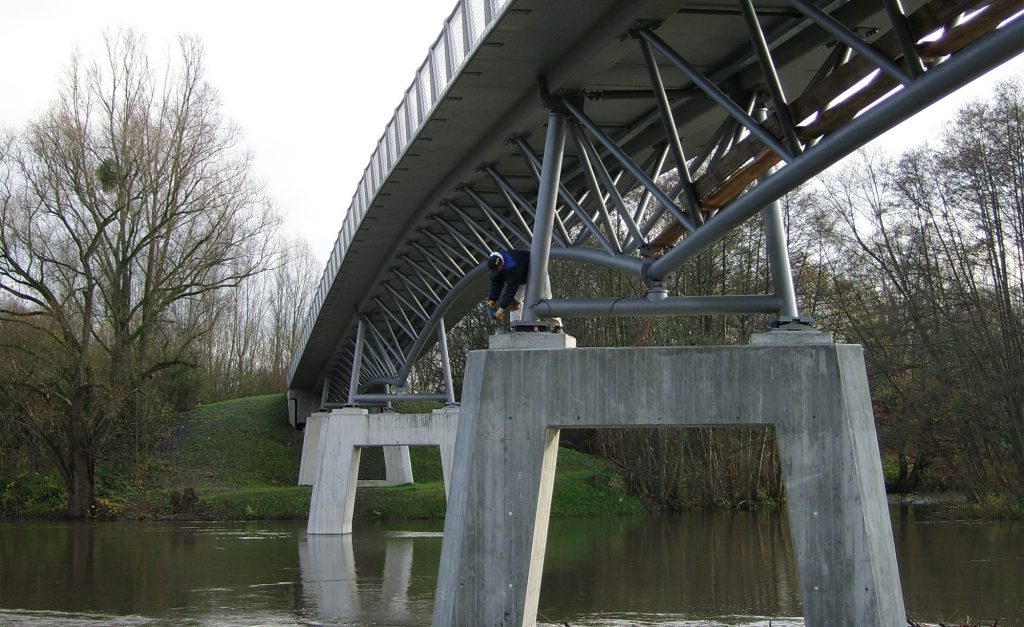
[3, 393, 1017, 522]
[0, 393, 644, 521]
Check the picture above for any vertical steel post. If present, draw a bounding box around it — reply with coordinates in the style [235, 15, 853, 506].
[437, 318, 457, 405]
[521, 109, 567, 326]
[346, 319, 366, 406]
[755, 107, 800, 321]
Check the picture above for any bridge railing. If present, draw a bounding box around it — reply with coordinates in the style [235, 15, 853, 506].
[290, 0, 512, 384]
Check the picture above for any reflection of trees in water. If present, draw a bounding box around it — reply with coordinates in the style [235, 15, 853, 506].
[539, 513, 800, 619]
[1, 518, 1020, 623]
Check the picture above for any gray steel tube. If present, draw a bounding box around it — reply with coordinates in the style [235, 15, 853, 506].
[346, 318, 366, 405]
[437, 317, 457, 405]
[648, 21, 1024, 281]
[522, 110, 567, 324]
[532, 295, 782, 317]
[331, 393, 450, 406]
[754, 107, 801, 320]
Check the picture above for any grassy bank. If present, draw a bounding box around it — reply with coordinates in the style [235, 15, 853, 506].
[1, 394, 643, 521]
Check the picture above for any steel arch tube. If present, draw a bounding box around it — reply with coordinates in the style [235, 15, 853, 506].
[647, 19, 1024, 282]
[532, 295, 783, 317]
[360, 248, 645, 389]
[363, 263, 492, 388]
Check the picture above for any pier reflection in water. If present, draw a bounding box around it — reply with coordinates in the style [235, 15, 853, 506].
[298, 530, 441, 624]
[0, 510, 1020, 626]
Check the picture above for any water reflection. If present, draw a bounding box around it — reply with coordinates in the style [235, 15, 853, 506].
[299, 534, 360, 616]
[296, 526, 447, 625]
[297, 532, 432, 623]
[539, 513, 802, 624]
[0, 511, 1020, 626]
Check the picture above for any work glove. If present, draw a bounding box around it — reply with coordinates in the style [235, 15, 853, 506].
[494, 308, 507, 321]
[486, 299, 497, 308]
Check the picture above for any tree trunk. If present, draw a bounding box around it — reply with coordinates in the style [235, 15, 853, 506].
[66, 448, 95, 518]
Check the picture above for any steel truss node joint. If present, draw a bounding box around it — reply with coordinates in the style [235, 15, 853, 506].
[627, 19, 663, 39]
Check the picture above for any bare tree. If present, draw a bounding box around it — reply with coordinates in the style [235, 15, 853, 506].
[818, 79, 1024, 498]
[0, 31, 280, 517]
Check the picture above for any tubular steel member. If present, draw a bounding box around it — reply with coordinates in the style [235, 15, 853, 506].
[754, 105, 801, 323]
[636, 32, 704, 227]
[345, 318, 367, 406]
[519, 106, 568, 329]
[437, 317, 457, 406]
[635, 28, 796, 164]
[532, 295, 782, 318]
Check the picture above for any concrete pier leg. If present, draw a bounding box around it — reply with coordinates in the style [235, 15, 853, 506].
[308, 407, 366, 535]
[434, 406, 460, 499]
[433, 334, 574, 626]
[772, 343, 904, 623]
[298, 412, 327, 486]
[432, 340, 904, 626]
[382, 445, 414, 486]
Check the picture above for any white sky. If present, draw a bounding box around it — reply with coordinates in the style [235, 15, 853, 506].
[1, 1, 1021, 264]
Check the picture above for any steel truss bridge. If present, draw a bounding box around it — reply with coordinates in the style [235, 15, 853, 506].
[286, 0, 1023, 422]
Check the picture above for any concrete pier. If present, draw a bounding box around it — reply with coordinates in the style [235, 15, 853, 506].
[307, 406, 459, 535]
[432, 332, 905, 626]
[299, 413, 414, 488]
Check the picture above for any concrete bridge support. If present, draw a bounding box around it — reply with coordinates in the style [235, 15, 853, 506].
[307, 406, 459, 534]
[433, 330, 905, 626]
[299, 413, 414, 488]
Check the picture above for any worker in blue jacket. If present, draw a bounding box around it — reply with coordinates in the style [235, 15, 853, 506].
[485, 250, 562, 330]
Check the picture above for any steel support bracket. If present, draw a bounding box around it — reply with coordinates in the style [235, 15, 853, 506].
[769, 316, 815, 329]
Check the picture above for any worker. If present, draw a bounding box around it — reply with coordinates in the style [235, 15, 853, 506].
[485, 250, 563, 331]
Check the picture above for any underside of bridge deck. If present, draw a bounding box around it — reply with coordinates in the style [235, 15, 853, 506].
[286, 0, 1022, 422]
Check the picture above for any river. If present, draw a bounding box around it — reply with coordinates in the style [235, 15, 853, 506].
[0, 507, 1020, 625]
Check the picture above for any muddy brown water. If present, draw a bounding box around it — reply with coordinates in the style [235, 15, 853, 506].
[0, 507, 1020, 625]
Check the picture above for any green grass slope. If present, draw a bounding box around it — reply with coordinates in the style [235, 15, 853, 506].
[3, 394, 643, 521]
[167, 394, 642, 520]
[158, 393, 304, 488]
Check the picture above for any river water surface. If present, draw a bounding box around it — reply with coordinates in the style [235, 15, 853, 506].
[0, 508, 1020, 626]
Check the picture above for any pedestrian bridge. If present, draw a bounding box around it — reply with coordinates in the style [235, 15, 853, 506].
[286, 0, 1021, 420]
[285, 2, 1021, 624]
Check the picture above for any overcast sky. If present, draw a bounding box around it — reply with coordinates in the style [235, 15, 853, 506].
[1, 1, 1021, 263]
